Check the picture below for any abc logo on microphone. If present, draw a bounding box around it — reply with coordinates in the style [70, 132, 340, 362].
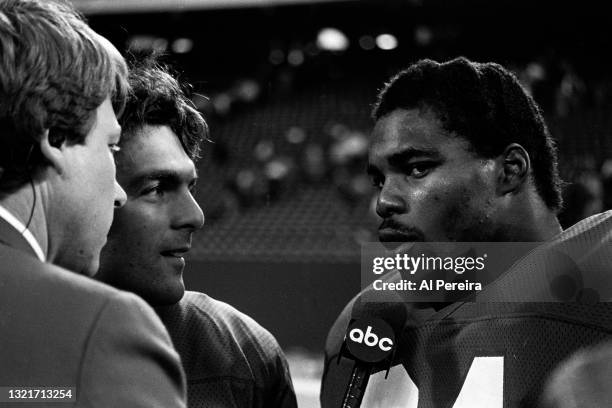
[345, 318, 395, 363]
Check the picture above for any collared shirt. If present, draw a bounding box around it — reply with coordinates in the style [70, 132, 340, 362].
[0, 204, 45, 261]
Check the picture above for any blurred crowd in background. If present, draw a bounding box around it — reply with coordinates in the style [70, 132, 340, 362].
[194, 56, 612, 231]
[86, 0, 612, 261]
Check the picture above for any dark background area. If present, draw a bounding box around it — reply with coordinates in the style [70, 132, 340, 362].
[82, 0, 612, 353]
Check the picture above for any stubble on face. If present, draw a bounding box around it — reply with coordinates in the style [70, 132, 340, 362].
[439, 185, 497, 242]
[370, 108, 502, 243]
[98, 125, 202, 306]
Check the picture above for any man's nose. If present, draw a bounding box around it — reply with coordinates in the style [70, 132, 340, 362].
[113, 180, 127, 208]
[375, 178, 406, 219]
[173, 191, 205, 231]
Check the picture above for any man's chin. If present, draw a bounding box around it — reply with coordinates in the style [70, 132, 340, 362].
[56, 251, 98, 277]
[83, 261, 100, 277]
[378, 238, 424, 254]
[147, 278, 185, 307]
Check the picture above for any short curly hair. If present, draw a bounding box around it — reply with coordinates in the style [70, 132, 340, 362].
[0, 0, 129, 192]
[118, 58, 208, 161]
[373, 57, 563, 211]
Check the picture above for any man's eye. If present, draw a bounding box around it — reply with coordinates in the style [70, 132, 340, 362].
[142, 185, 163, 196]
[370, 176, 384, 189]
[108, 144, 121, 155]
[408, 162, 433, 178]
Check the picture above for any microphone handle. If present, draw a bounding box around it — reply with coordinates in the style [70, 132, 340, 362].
[341, 362, 372, 408]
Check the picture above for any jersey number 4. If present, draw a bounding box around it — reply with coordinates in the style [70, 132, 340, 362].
[361, 356, 504, 408]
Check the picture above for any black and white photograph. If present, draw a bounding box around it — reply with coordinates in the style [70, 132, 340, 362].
[2, 0, 612, 407]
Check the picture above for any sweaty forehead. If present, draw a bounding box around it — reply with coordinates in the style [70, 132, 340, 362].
[117, 125, 195, 180]
[369, 108, 470, 161]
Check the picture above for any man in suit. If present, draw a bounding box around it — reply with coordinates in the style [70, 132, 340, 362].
[0, 1, 186, 406]
[96, 60, 297, 407]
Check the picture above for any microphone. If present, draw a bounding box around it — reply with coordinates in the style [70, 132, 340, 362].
[335, 280, 411, 407]
[337, 317, 397, 408]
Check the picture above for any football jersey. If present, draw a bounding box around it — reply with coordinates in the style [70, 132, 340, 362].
[156, 291, 297, 408]
[321, 211, 612, 408]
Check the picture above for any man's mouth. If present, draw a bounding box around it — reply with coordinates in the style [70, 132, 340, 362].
[378, 219, 425, 245]
[378, 228, 423, 243]
[160, 247, 190, 258]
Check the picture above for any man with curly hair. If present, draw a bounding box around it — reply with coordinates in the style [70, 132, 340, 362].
[321, 57, 612, 407]
[97, 59, 297, 408]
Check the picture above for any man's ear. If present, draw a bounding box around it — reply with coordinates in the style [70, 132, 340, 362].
[498, 143, 530, 195]
[38, 129, 66, 176]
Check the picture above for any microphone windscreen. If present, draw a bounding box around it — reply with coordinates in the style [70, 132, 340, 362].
[350, 298, 409, 337]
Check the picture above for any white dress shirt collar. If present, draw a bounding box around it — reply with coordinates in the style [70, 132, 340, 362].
[0, 204, 46, 261]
